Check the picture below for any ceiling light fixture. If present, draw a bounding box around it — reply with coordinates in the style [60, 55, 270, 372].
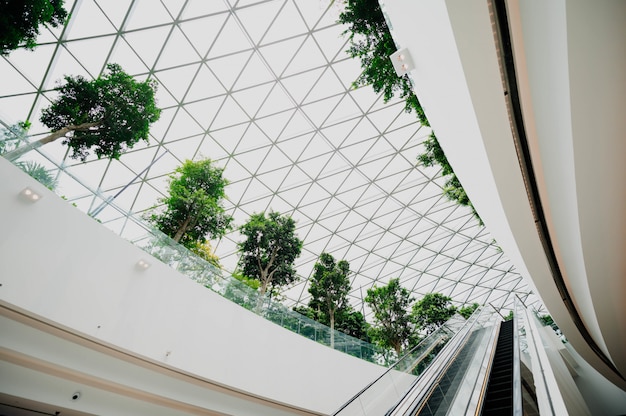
[136, 259, 151, 270]
[19, 187, 42, 202]
[390, 48, 414, 76]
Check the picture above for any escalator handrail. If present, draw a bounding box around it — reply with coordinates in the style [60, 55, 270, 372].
[385, 307, 494, 415]
[461, 316, 501, 415]
[332, 312, 474, 416]
[512, 299, 522, 416]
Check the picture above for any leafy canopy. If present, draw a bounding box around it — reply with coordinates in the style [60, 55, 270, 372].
[40, 63, 161, 161]
[458, 303, 480, 319]
[0, 0, 67, 54]
[365, 278, 416, 356]
[188, 240, 221, 269]
[340, 1, 479, 221]
[418, 132, 482, 223]
[237, 211, 302, 296]
[309, 253, 351, 324]
[412, 293, 457, 335]
[150, 159, 233, 249]
[308, 252, 352, 346]
[338, 0, 427, 124]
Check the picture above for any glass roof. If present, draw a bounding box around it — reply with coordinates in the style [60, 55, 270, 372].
[0, 0, 540, 317]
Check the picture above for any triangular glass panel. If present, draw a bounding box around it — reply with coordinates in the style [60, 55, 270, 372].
[126, 0, 174, 31]
[122, 26, 172, 70]
[207, 15, 252, 58]
[262, 1, 308, 45]
[207, 50, 254, 91]
[67, 0, 118, 39]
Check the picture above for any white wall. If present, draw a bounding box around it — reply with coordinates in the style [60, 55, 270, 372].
[0, 158, 383, 415]
[381, 0, 626, 392]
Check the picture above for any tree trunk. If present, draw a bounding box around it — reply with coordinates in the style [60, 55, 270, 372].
[173, 216, 191, 243]
[330, 313, 335, 349]
[255, 274, 270, 314]
[3, 122, 101, 162]
[394, 343, 402, 358]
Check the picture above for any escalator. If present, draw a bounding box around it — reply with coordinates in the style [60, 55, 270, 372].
[335, 301, 561, 416]
[407, 319, 516, 416]
[481, 319, 514, 415]
[385, 309, 502, 416]
[410, 328, 486, 415]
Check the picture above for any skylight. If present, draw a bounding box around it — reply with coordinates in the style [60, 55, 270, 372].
[0, 0, 540, 317]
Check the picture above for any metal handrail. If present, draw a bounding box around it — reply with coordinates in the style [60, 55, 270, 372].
[386, 307, 492, 415]
[512, 298, 522, 416]
[332, 312, 472, 416]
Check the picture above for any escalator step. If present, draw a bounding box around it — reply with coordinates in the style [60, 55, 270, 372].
[481, 320, 514, 415]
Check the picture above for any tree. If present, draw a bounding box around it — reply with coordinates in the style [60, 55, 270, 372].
[365, 278, 415, 356]
[412, 293, 457, 335]
[335, 307, 371, 343]
[188, 240, 221, 269]
[339, 1, 479, 222]
[458, 302, 480, 319]
[237, 211, 302, 300]
[149, 159, 233, 249]
[308, 252, 352, 348]
[222, 272, 262, 311]
[338, 0, 427, 124]
[4, 63, 161, 162]
[0, 0, 67, 55]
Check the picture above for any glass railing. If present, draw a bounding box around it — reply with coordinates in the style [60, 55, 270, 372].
[333, 313, 471, 416]
[1, 140, 381, 363]
[515, 298, 569, 415]
[385, 307, 495, 415]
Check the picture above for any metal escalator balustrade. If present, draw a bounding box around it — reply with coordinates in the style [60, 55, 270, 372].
[388, 307, 500, 415]
[332, 313, 471, 416]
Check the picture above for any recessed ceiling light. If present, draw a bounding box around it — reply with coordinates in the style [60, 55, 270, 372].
[137, 259, 151, 270]
[19, 187, 42, 202]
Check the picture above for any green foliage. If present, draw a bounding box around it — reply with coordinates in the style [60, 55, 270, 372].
[293, 305, 318, 320]
[1, 122, 58, 190]
[237, 211, 303, 296]
[222, 272, 261, 311]
[458, 303, 480, 319]
[338, 0, 427, 124]
[0, 0, 67, 54]
[335, 307, 371, 343]
[150, 159, 233, 249]
[418, 132, 482, 223]
[295, 304, 371, 344]
[309, 252, 351, 337]
[412, 293, 457, 335]
[15, 160, 58, 190]
[232, 271, 261, 290]
[504, 310, 514, 321]
[538, 314, 558, 331]
[187, 240, 221, 269]
[0, 121, 31, 153]
[339, 2, 478, 220]
[39, 63, 160, 161]
[365, 278, 416, 356]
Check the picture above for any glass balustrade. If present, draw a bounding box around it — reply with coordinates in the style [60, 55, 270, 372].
[2, 144, 382, 363]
